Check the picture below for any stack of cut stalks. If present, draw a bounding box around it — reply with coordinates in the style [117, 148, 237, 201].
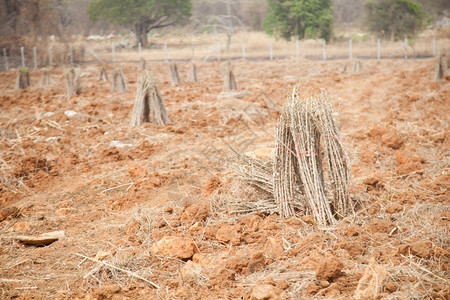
[130, 70, 171, 127]
[234, 89, 352, 226]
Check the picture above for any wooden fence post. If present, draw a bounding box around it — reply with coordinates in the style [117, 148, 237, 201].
[33, 47, 37, 69]
[3, 48, 8, 70]
[270, 41, 273, 60]
[112, 42, 116, 63]
[164, 42, 168, 62]
[432, 38, 436, 56]
[377, 39, 381, 60]
[69, 45, 73, 64]
[21, 47, 25, 67]
[138, 42, 142, 60]
[218, 41, 221, 61]
[349, 39, 352, 59]
[48, 47, 52, 66]
[322, 40, 326, 60]
[404, 38, 408, 59]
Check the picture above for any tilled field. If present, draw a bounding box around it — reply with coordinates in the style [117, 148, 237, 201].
[0, 58, 449, 299]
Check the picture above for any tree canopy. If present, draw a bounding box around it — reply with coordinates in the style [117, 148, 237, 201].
[87, 0, 192, 46]
[264, 0, 333, 42]
[364, 0, 428, 40]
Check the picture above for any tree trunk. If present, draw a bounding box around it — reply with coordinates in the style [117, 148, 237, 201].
[135, 23, 148, 47]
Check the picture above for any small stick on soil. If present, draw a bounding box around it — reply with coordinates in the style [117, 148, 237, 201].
[188, 62, 197, 83]
[98, 65, 108, 81]
[74, 253, 160, 289]
[112, 66, 127, 93]
[131, 70, 171, 126]
[16, 67, 30, 90]
[169, 63, 182, 86]
[100, 182, 134, 194]
[223, 61, 237, 91]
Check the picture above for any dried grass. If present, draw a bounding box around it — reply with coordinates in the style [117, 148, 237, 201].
[64, 67, 81, 98]
[138, 59, 146, 71]
[40, 68, 51, 86]
[98, 65, 108, 82]
[233, 89, 352, 225]
[188, 63, 197, 83]
[434, 51, 448, 80]
[112, 66, 127, 93]
[15, 67, 30, 90]
[169, 63, 182, 86]
[130, 70, 171, 127]
[353, 60, 362, 73]
[223, 62, 237, 91]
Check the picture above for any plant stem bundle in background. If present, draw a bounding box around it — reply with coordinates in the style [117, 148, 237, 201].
[64, 67, 81, 97]
[112, 66, 127, 93]
[131, 70, 171, 127]
[16, 67, 30, 90]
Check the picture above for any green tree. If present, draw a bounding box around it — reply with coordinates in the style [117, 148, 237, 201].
[264, 0, 333, 42]
[364, 0, 427, 40]
[88, 0, 192, 46]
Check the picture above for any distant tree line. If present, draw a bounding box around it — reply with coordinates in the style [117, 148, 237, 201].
[1, 0, 449, 44]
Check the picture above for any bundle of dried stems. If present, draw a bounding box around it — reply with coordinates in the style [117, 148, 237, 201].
[169, 63, 182, 86]
[130, 70, 171, 127]
[98, 65, 108, 81]
[234, 89, 352, 225]
[41, 68, 51, 86]
[64, 67, 81, 97]
[16, 67, 30, 90]
[223, 61, 237, 91]
[112, 66, 127, 93]
[188, 62, 197, 83]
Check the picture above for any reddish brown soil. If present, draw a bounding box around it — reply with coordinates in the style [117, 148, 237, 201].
[0, 58, 449, 299]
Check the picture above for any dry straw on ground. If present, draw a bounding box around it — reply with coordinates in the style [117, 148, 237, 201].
[112, 66, 127, 93]
[98, 65, 108, 81]
[130, 70, 171, 127]
[15, 67, 30, 90]
[235, 89, 352, 225]
[169, 63, 182, 86]
[188, 62, 197, 83]
[223, 61, 237, 91]
[64, 67, 81, 97]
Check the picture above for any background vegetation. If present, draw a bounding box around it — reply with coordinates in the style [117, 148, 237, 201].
[0, 0, 449, 43]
